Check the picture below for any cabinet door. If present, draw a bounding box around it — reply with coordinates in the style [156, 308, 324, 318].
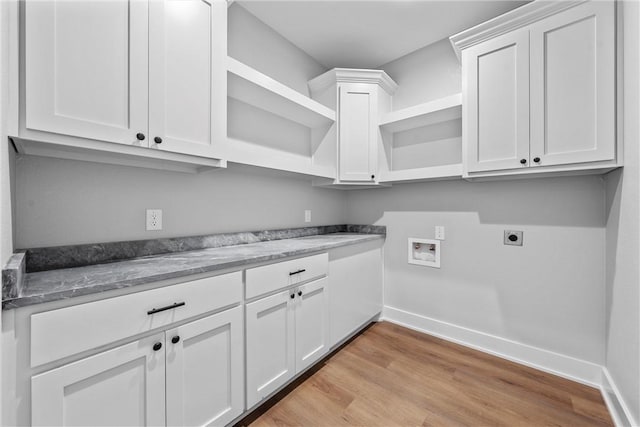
[24, 0, 148, 146]
[529, 1, 615, 167]
[329, 241, 383, 347]
[338, 83, 377, 182]
[148, 0, 226, 158]
[246, 290, 295, 408]
[166, 306, 244, 427]
[294, 278, 330, 372]
[464, 30, 530, 172]
[31, 333, 165, 427]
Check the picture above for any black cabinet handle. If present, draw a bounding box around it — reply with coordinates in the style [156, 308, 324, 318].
[289, 269, 306, 276]
[297, 290, 302, 297]
[147, 302, 185, 315]
[371, 174, 375, 180]
[520, 159, 527, 165]
[533, 157, 541, 163]
[153, 342, 162, 351]
[290, 293, 295, 299]
[136, 133, 146, 141]
[154, 136, 163, 144]
[171, 336, 180, 344]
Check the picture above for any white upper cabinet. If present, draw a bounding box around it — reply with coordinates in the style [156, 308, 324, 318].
[338, 83, 378, 182]
[452, 0, 618, 177]
[529, 1, 615, 167]
[25, 0, 149, 146]
[22, 0, 227, 164]
[309, 69, 397, 186]
[464, 30, 530, 173]
[148, 0, 227, 158]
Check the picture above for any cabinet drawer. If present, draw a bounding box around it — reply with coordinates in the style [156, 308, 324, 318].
[30, 271, 242, 368]
[246, 253, 328, 300]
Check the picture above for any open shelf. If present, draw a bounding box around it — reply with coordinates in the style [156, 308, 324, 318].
[379, 93, 462, 133]
[378, 94, 463, 183]
[227, 57, 336, 128]
[380, 164, 463, 183]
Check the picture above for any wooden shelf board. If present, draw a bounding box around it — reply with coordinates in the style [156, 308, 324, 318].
[379, 164, 463, 183]
[380, 93, 462, 133]
[227, 57, 336, 128]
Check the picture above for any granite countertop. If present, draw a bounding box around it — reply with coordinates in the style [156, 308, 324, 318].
[2, 232, 383, 310]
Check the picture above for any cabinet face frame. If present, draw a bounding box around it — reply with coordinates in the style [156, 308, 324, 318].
[463, 29, 530, 173]
[529, 0, 616, 167]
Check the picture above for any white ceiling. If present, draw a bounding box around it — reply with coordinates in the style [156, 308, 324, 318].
[238, 1, 529, 69]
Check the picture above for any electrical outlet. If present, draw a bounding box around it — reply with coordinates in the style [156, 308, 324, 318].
[304, 210, 311, 223]
[504, 230, 523, 246]
[146, 209, 162, 231]
[435, 226, 445, 240]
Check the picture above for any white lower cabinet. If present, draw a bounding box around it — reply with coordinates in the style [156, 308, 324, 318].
[31, 306, 244, 427]
[31, 333, 166, 427]
[294, 279, 331, 373]
[328, 240, 383, 347]
[165, 307, 244, 427]
[245, 277, 329, 408]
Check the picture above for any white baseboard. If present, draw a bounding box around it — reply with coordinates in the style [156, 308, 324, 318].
[601, 368, 638, 427]
[382, 305, 603, 388]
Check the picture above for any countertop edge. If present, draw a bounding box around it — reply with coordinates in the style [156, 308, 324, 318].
[2, 233, 384, 310]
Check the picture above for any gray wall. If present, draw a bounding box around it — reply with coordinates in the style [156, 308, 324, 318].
[347, 177, 606, 364]
[228, 4, 327, 96]
[604, 1, 640, 424]
[14, 157, 347, 248]
[379, 38, 462, 109]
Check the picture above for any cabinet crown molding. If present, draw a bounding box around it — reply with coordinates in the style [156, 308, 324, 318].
[308, 68, 398, 96]
[449, 0, 589, 61]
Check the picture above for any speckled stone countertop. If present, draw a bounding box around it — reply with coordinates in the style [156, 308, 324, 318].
[2, 232, 384, 310]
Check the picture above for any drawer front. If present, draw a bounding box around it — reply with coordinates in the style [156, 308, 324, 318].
[245, 253, 328, 300]
[31, 271, 242, 368]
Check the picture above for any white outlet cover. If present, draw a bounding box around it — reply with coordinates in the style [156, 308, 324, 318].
[146, 209, 162, 231]
[304, 210, 311, 223]
[435, 226, 445, 240]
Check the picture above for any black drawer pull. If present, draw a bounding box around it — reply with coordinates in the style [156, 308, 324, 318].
[147, 302, 185, 315]
[289, 269, 306, 276]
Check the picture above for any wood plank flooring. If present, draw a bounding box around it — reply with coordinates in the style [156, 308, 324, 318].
[241, 321, 613, 427]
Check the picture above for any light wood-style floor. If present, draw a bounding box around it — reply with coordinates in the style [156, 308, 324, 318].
[241, 321, 613, 427]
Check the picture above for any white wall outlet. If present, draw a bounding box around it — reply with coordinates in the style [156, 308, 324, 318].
[304, 210, 311, 223]
[435, 226, 445, 240]
[146, 209, 162, 231]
